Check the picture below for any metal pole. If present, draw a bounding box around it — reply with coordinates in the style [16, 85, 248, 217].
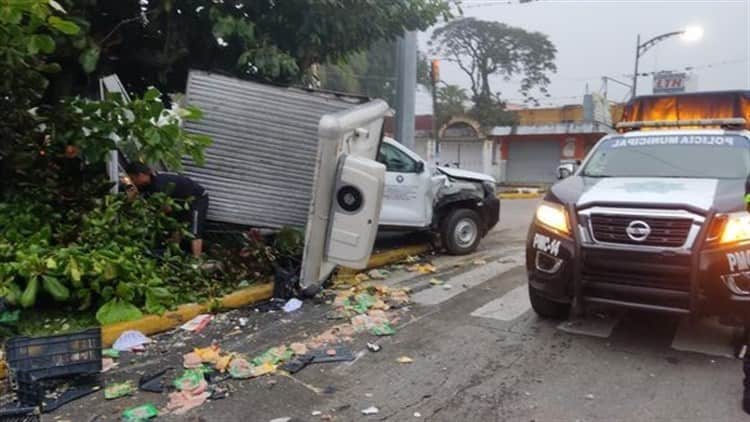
[632, 34, 641, 98]
[431, 77, 439, 161]
[395, 31, 417, 150]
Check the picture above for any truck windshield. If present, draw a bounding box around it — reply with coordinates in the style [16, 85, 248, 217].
[582, 134, 750, 179]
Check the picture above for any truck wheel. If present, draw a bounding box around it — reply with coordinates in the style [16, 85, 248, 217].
[441, 208, 482, 255]
[529, 285, 570, 319]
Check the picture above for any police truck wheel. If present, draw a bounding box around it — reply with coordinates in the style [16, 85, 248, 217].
[442, 208, 482, 255]
[529, 285, 570, 319]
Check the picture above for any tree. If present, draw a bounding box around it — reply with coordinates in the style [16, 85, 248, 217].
[318, 42, 433, 105]
[429, 17, 556, 126]
[435, 84, 468, 127]
[47, 0, 453, 97]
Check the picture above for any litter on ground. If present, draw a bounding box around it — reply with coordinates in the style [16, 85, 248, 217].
[283, 298, 303, 313]
[180, 314, 213, 332]
[122, 404, 159, 421]
[397, 356, 414, 364]
[104, 381, 135, 400]
[112, 330, 151, 352]
[362, 406, 379, 415]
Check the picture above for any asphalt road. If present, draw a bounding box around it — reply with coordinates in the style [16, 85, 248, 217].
[56, 198, 748, 421]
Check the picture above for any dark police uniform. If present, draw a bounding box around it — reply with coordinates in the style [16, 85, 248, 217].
[141, 173, 209, 239]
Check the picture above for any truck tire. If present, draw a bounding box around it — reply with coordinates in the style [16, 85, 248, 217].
[441, 208, 482, 255]
[529, 285, 570, 319]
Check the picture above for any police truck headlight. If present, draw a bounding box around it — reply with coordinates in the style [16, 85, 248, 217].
[535, 201, 570, 235]
[720, 212, 750, 244]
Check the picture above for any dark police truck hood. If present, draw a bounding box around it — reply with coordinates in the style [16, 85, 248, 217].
[550, 175, 746, 214]
[550, 131, 750, 213]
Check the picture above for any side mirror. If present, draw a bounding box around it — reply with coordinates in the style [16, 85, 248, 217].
[557, 163, 576, 180]
[415, 161, 425, 174]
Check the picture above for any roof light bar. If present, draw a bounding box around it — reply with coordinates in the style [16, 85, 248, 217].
[617, 118, 747, 131]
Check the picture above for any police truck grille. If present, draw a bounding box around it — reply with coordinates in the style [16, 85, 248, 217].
[590, 215, 692, 247]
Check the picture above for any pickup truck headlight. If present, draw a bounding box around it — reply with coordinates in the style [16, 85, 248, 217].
[482, 181, 496, 197]
[535, 201, 570, 235]
[720, 212, 750, 244]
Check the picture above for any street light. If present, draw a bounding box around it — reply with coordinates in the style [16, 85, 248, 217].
[631, 26, 703, 97]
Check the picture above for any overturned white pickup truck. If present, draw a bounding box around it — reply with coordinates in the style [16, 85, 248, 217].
[181, 72, 500, 291]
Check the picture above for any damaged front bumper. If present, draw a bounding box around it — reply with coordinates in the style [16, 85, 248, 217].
[526, 223, 750, 319]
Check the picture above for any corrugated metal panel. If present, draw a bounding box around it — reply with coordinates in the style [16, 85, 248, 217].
[182, 71, 365, 229]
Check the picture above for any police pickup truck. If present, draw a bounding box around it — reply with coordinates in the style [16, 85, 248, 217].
[526, 116, 750, 327]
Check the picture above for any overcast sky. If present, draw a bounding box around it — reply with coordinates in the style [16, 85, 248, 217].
[415, 0, 750, 113]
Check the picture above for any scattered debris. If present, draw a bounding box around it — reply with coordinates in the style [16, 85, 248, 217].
[368, 269, 389, 280]
[280, 354, 314, 374]
[585, 394, 595, 400]
[290, 342, 308, 355]
[367, 343, 381, 352]
[442, 284, 453, 290]
[173, 369, 207, 392]
[113, 330, 151, 352]
[309, 346, 355, 364]
[429, 278, 443, 285]
[407, 264, 437, 274]
[472, 258, 487, 265]
[122, 404, 159, 421]
[228, 358, 254, 379]
[101, 357, 117, 373]
[414, 412, 422, 417]
[139, 368, 170, 393]
[183, 352, 203, 369]
[102, 348, 120, 359]
[104, 381, 135, 400]
[252, 346, 293, 366]
[371, 323, 396, 336]
[238, 317, 249, 327]
[312, 410, 322, 416]
[354, 273, 371, 283]
[270, 418, 292, 422]
[396, 356, 414, 364]
[283, 298, 303, 313]
[180, 314, 213, 332]
[362, 406, 379, 415]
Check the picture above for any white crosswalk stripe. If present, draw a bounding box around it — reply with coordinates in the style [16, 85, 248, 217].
[470, 284, 531, 321]
[411, 253, 524, 306]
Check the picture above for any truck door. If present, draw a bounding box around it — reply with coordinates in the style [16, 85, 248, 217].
[377, 141, 433, 228]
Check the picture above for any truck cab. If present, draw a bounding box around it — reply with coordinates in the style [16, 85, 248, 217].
[526, 90, 750, 327]
[377, 137, 500, 255]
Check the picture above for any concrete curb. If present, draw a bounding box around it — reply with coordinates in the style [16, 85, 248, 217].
[337, 243, 433, 280]
[101, 282, 274, 346]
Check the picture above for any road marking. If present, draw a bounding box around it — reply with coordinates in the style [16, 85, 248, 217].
[558, 313, 622, 338]
[470, 284, 531, 321]
[411, 253, 524, 306]
[671, 316, 737, 358]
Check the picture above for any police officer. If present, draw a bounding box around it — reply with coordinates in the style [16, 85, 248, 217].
[125, 162, 209, 257]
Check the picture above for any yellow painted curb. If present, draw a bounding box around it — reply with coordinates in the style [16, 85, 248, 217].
[498, 192, 543, 199]
[337, 243, 432, 280]
[101, 283, 274, 347]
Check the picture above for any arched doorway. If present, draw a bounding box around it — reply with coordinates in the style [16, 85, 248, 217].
[439, 117, 488, 175]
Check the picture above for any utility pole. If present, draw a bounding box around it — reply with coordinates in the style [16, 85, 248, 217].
[395, 30, 417, 150]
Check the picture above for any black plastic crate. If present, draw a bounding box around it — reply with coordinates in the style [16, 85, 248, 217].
[5, 328, 102, 384]
[15, 375, 100, 411]
[0, 406, 40, 422]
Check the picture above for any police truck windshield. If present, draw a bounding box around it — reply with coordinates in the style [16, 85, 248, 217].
[582, 134, 750, 179]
